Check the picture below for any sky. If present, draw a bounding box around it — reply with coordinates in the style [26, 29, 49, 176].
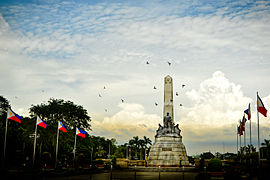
[0, 0, 270, 156]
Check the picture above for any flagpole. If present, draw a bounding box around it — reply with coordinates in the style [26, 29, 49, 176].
[3, 116, 8, 166]
[240, 133, 241, 153]
[237, 125, 239, 154]
[239, 120, 242, 154]
[244, 127, 246, 154]
[33, 117, 38, 165]
[249, 104, 252, 147]
[55, 122, 60, 169]
[257, 92, 260, 165]
[73, 128, 77, 168]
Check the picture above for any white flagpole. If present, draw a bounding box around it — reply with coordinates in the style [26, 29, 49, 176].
[244, 126, 246, 154]
[55, 121, 60, 169]
[33, 117, 38, 165]
[239, 120, 242, 153]
[257, 92, 260, 165]
[3, 114, 8, 165]
[237, 125, 238, 154]
[73, 127, 77, 168]
[249, 103, 252, 147]
[244, 114, 246, 154]
[240, 133, 242, 153]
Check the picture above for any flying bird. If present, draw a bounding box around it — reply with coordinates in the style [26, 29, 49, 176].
[104, 86, 106, 89]
[146, 61, 149, 65]
[155, 102, 158, 106]
[121, 99, 124, 103]
[179, 104, 182, 106]
[153, 86, 157, 89]
[176, 92, 179, 96]
[99, 94, 102, 97]
[182, 84, 185, 88]
[167, 61, 171, 66]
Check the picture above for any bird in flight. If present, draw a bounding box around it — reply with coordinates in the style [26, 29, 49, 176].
[179, 104, 182, 106]
[146, 61, 150, 65]
[176, 92, 179, 96]
[99, 94, 102, 97]
[121, 99, 124, 103]
[167, 61, 171, 66]
[182, 84, 185, 88]
[153, 86, 157, 89]
[104, 86, 106, 89]
[155, 102, 158, 106]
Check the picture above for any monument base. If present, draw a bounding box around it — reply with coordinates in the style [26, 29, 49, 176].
[147, 136, 189, 166]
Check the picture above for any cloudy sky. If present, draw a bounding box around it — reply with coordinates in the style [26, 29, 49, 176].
[1, 0, 270, 155]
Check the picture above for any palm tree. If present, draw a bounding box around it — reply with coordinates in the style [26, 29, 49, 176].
[129, 136, 140, 159]
[261, 139, 270, 147]
[143, 136, 152, 146]
[138, 139, 145, 160]
[261, 139, 270, 160]
[143, 136, 152, 159]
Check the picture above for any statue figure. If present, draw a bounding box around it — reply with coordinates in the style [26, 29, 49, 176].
[163, 112, 172, 128]
[175, 124, 180, 135]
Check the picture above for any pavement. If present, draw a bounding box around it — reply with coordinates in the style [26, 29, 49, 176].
[3, 167, 200, 180]
[47, 171, 199, 180]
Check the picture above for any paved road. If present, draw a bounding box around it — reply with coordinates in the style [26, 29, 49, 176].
[46, 171, 199, 180]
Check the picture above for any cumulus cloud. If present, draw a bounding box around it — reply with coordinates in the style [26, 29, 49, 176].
[180, 71, 252, 126]
[92, 103, 161, 143]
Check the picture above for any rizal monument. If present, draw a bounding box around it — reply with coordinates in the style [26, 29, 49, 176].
[147, 75, 189, 166]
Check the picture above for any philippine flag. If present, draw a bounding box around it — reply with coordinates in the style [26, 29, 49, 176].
[238, 125, 243, 135]
[37, 116, 47, 128]
[240, 116, 247, 132]
[244, 103, 251, 120]
[7, 108, 22, 123]
[76, 128, 86, 138]
[257, 94, 267, 117]
[58, 121, 67, 132]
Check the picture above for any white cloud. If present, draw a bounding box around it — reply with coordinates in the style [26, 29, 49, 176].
[92, 103, 161, 143]
[180, 71, 252, 126]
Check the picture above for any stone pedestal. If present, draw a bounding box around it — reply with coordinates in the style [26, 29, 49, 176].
[147, 75, 189, 167]
[147, 136, 189, 166]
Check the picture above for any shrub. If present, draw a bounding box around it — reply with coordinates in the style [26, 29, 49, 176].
[208, 158, 222, 172]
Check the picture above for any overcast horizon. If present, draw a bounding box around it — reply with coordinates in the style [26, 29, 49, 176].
[1, 0, 270, 156]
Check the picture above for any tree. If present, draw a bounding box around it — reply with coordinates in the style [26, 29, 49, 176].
[0, 96, 10, 141]
[143, 136, 152, 147]
[30, 98, 91, 130]
[261, 138, 270, 160]
[200, 152, 215, 159]
[29, 98, 91, 167]
[143, 136, 152, 159]
[261, 139, 270, 148]
[129, 136, 140, 160]
[114, 145, 126, 158]
[138, 139, 145, 160]
[128, 136, 152, 160]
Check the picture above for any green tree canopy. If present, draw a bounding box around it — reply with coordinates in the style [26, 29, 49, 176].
[29, 98, 91, 131]
[200, 152, 215, 159]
